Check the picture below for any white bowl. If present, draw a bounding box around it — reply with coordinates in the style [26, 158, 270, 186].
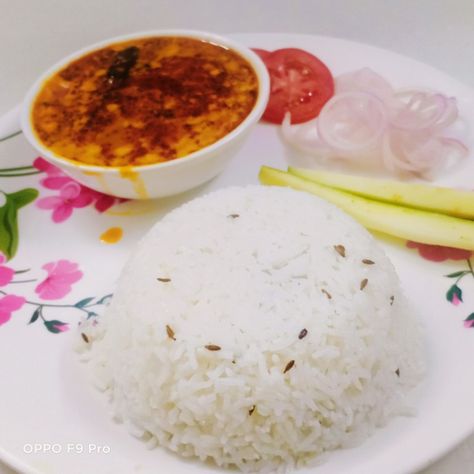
[21, 30, 270, 199]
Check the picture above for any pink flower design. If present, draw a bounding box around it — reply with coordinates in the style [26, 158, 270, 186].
[36, 182, 94, 223]
[35, 260, 83, 300]
[79, 187, 124, 213]
[33, 157, 59, 174]
[53, 322, 69, 332]
[464, 319, 474, 329]
[41, 175, 74, 190]
[0, 294, 26, 325]
[34, 156, 127, 220]
[407, 241, 473, 262]
[0, 254, 14, 287]
[33, 157, 73, 190]
[95, 194, 117, 212]
[451, 293, 462, 306]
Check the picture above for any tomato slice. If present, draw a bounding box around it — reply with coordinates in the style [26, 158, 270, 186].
[251, 48, 271, 61]
[260, 48, 334, 124]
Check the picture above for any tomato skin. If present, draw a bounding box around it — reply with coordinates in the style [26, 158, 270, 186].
[251, 48, 271, 60]
[258, 48, 334, 124]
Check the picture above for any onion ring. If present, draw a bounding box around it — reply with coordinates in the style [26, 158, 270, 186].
[317, 91, 387, 153]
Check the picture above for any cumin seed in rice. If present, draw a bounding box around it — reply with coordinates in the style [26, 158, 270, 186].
[249, 405, 256, 416]
[360, 278, 368, 290]
[362, 259, 375, 265]
[283, 360, 295, 374]
[205, 344, 221, 351]
[157, 277, 171, 282]
[390, 295, 395, 305]
[81, 333, 89, 343]
[166, 325, 176, 340]
[298, 328, 308, 339]
[395, 368, 400, 377]
[334, 245, 346, 258]
[321, 288, 332, 299]
[228, 214, 240, 219]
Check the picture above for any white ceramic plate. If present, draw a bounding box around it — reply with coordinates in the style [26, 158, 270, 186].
[0, 33, 473, 474]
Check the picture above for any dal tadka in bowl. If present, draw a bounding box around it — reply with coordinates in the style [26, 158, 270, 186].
[21, 31, 270, 198]
[79, 186, 424, 472]
[31, 36, 259, 167]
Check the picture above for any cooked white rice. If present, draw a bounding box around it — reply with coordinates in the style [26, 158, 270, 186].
[79, 185, 424, 472]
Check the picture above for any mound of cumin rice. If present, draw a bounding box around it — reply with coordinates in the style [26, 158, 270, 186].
[79, 186, 424, 472]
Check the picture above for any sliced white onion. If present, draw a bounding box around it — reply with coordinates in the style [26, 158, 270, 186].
[389, 134, 435, 174]
[388, 90, 446, 131]
[383, 131, 468, 177]
[432, 96, 458, 131]
[435, 137, 469, 168]
[335, 68, 394, 103]
[317, 91, 387, 153]
[280, 113, 332, 158]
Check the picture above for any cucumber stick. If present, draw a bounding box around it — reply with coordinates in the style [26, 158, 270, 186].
[288, 166, 474, 220]
[259, 166, 474, 250]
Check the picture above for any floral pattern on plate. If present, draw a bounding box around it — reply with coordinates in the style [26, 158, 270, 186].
[33, 157, 127, 222]
[444, 260, 474, 328]
[0, 158, 117, 334]
[0, 253, 111, 333]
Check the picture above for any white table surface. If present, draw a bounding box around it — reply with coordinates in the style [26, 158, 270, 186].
[0, 0, 473, 473]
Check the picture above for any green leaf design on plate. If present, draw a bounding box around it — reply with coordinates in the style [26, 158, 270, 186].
[44, 320, 68, 334]
[96, 294, 113, 305]
[75, 297, 95, 308]
[8, 188, 39, 208]
[0, 131, 22, 143]
[0, 188, 38, 260]
[444, 270, 468, 278]
[29, 307, 41, 324]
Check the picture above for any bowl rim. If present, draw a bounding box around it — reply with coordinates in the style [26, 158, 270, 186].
[21, 29, 270, 174]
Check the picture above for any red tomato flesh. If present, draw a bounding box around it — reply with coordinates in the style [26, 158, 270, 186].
[259, 48, 334, 124]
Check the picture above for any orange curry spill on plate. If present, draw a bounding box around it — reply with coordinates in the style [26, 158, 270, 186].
[31, 37, 258, 167]
[100, 227, 123, 244]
